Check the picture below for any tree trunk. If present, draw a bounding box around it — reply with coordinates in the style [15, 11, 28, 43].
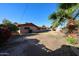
[67, 19, 76, 33]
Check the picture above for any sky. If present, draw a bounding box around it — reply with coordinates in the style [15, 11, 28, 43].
[0, 3, 58, 27]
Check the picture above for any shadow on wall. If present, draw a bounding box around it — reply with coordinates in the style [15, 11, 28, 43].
[0, 35, 79, 56]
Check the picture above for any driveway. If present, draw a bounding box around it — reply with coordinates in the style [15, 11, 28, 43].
[0, 31, 77, 56]
[26, 31, 67, 50]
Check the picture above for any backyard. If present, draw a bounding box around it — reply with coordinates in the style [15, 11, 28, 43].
[0, 3, 79, 56]
[0, 30, 79, 56]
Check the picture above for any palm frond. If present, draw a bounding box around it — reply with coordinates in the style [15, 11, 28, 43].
[49, 12, 57, 20]
[59, 3, 77, 10]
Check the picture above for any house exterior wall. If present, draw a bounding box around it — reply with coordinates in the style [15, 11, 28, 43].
[29, 26, 39, 32]
[16, 23, 49, 35]
[17, 25, 40, 35]
[18, 26, 29, 35]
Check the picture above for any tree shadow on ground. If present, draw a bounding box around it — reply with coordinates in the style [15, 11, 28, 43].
[25, 30, 51, 37]
[36, 30, 51, 33]
[25, 33, 39, 36]
[0, 35, 79, 56]
[23, 42, 78, 56]
[22, 37, 79, 56]
[49, 45, 78, 56]
[10, 36, 78, 56]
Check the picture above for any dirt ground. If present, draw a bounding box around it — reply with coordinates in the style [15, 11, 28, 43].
[0, 31, 78, 56]
[26, 31, 67, 50]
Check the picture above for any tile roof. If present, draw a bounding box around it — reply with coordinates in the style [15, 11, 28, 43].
[16, 23, 40, 29]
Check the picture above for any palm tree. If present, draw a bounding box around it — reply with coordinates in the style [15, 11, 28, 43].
[49, 3, 79, 33]
[59, 3, 79, 20]
[49, 9, 70, 31]
[59, 3, 79, 33]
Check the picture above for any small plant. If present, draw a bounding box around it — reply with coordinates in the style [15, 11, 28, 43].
[66, 35, 77, 44]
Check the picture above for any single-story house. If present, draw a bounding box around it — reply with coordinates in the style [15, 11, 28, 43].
[16, 23, 41, 35]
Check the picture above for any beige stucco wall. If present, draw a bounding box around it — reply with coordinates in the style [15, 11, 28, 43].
[29, 26, 39, 32]
[17, 26, 40, 35]
[18, 26, 29, 35]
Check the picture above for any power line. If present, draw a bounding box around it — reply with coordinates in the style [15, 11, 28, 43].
[20, 4, 28, 23]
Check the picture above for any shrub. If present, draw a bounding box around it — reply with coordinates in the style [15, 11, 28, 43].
[66, 35, 77, 44]
[0, 28, 11, 45]
[2, 19, 19, 32]
[8, 24, 19, 32]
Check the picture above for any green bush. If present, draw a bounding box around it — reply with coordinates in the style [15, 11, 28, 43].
[66, 36, 77, 44]
[8, 24, 19, 32]
[2, 19, 19, 32]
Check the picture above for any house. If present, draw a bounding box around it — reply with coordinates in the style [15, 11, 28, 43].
[16, 23, 41, 35]
[39, 26, 49, 31]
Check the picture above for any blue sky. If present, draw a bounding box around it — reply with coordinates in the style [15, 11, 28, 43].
[0, 3, 58, 27]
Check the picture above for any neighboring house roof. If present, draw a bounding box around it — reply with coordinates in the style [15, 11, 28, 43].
[16, 23, 40, 29]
